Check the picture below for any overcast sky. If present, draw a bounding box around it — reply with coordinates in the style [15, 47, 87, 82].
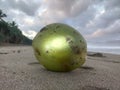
[0, 0, 120, 50]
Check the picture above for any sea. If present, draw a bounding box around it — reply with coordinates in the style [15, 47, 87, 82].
[88, 46, 120, 55]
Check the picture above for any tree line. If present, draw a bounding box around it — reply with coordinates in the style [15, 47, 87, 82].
[0, 9, 32, 45]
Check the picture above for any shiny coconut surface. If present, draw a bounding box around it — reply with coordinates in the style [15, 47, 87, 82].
[32, 23, 87, 72]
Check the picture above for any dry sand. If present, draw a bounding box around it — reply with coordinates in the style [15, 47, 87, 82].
[0, 46, 120, 90]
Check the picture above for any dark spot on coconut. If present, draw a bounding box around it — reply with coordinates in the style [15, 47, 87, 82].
[53, 30, 56, 33]
[81, 47, 85, 51]
[71, 61, 75, 65]
[79, 40, 82, 43]
[64, 64, 70, 71]
[73, 31, 76, 33]
[46, 50, 49, 53]
[80, 57, 82, 59]
[76, 62, 79, 65]
[73, 31, 78, 34]
[71, 62, 74, 65]
[66, 37, 74, 44]
[35, 48, 41, 56]
[69, 40, 73, 44]
[76, 49, 80, 54]
[39, 34, 42, 37]
[66, 37, 71, 42]
[71, 46, 80, 54]
[40, 27, 48, 32]
[71, 60, 80, 65]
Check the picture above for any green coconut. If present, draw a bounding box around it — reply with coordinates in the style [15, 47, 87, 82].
[32, 23, 87, 72]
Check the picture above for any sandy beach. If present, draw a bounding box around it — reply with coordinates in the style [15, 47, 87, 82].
[0, 46, 120, 90]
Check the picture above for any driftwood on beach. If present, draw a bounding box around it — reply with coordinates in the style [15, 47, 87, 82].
[87, 52, 105, 57]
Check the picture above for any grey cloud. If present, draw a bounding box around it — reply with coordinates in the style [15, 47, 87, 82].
[95, 8, 120, 28]
[1, 0, 40, 16]
[69, 0, 92, 17]
[69, 5, 97, 30]
[89, 20, 120, 43]
[105, 0, 120, 9]
[45, 0, 92, 17]
[88, 0, 120, 29]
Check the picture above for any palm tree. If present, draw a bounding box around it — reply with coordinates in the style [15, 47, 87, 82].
[0, 9, 9, 38]
[9, 21, 17, 27]
[0, 9, 7, 33]
[0, 9, 7, 21]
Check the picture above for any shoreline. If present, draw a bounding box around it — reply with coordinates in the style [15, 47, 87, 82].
[1, 45, 119, 55]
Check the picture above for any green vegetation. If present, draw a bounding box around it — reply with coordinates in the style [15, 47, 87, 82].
[0, 9, 32, 45]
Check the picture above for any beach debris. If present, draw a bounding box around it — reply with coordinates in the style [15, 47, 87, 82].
[87, 52, 104, 57]
[81, 66, 94, 70]
[0, 52, 8, 54]
[12, 72, 16, 74]
[12, 50, 16, 53]
[17, 50, 21, 53]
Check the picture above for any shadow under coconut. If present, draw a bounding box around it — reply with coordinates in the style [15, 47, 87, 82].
[28, 62, 40, 65]
[28, 62, 94, 70]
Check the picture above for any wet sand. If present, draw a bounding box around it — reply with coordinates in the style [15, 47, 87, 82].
[0, 46, 120, 90]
